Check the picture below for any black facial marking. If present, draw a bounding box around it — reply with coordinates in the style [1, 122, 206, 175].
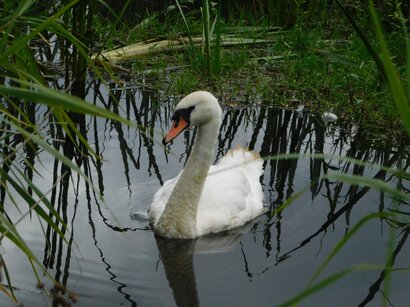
[172, 106, 195, 125]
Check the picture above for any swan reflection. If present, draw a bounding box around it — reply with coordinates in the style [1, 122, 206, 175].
[155, 221, 256, 307]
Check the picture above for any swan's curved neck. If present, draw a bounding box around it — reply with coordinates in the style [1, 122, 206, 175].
[155, 118, 221, 239]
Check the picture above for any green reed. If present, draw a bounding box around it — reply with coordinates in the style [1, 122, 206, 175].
[0, 0, 134, 302]
[277, 1, 410, 305]
[173, 0, 222, 75]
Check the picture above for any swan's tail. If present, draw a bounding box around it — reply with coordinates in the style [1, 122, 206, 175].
[217, 146, 264, 177]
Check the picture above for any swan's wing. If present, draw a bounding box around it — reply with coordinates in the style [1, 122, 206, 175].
[148, 172, 181, 224]
[196, 148, 265, 235]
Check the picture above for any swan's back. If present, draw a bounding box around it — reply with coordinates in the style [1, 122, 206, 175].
[149, 147, 265, 236]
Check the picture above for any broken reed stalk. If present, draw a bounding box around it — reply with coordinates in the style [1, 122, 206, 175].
[92, 36, 273, 63]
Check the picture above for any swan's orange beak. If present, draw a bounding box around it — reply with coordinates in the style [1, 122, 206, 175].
[163, 117, 189, 145]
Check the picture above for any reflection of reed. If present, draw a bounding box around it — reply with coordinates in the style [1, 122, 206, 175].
[83, 156, 138, 306]
[358, 226, 410, 306]
[43, 102, 86, 286]
[132, 90, 164, 184]
[0, 100, 39, 210]
[109, 83, 139, 187]
[225, 106, 410, 284]
[274, 139, 402, 261]
[217, 108, 244, 158]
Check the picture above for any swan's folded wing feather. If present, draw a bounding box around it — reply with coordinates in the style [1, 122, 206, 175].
[196, 148, 264, 235]
[148, 172, 181, 224]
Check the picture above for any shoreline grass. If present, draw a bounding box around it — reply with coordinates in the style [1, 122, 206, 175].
[91, 3, 409, 144]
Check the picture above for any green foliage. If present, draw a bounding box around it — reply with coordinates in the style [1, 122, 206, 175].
[276, 1, 410, 304]
[91, 1, 406, 134]
[368, 0, 410, 135]
[0, 0, 134, 302]
[0, 0, 409, 304]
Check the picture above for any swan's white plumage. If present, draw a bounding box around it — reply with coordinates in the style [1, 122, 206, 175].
[149, 91, 265, 239]
[150, 148, 264, 237]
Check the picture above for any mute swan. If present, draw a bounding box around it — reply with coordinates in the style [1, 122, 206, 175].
[149, 91, 265, 239]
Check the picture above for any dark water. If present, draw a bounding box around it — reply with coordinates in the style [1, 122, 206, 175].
[2, 83, 410, 306]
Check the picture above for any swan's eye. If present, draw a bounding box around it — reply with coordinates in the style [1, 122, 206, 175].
[172, 106, 195, 124]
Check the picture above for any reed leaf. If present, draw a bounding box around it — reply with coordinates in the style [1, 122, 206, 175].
[0, 257, 17, 301]
[335, 0, 387, 79]
[369, 0, 410, 135]
[0, 0, 133, 298]
[270, 184, 310, 217]
[8, 121, 90, 187]
[10, 165, 68, 231]
[0, 80, 132, 126]
[175, 0, 194, 48]
[279, 264, 385, 307]
[0, 168, 68, 242]
[0, 0, 35, 53]
[202, 0, 211, 73]
[213, 0, 221, 74]
[0, 0, 80, 63]
[325, 173, 410, 203]
[13, 42, 45, 84]
[258, 153, 410, 180]
[309, 212, 394, 284]
[0, 215, 44, 271]
[313, 49, 360, 67]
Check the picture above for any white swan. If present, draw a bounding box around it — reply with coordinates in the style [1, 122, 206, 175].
[149, 91, 265, 239]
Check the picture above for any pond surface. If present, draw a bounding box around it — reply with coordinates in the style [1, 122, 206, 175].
[2, 84, 410, 306]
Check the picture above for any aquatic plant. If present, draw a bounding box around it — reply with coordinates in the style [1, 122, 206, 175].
[277, 1, 410, 305]
[0, 0, 134, 302]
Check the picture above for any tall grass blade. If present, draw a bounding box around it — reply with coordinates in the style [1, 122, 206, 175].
[202, 0, 211, 73]
[335, 0, 387, 80]
[0, 81, 131, 126]
[313, 49, 360, 67]
[279, 264, 384, 307]
[10, 166, 68, 230]
[271, 184, 310, 217]
[309, 212, 393, 284]
[393, 0, 410, 99]
[0, 0, 35, 53]
[0, 215, 44, 271]
[0, 0, 80, 63]
[213, 0, 222, 74]
[369, 0, 410, 135]
[326, 173, 410, 202]
[175, 0, 194, 48]
[0, 257, 17, 301]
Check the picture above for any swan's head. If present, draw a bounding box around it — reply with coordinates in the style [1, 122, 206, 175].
[163, 91, 222, 145]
